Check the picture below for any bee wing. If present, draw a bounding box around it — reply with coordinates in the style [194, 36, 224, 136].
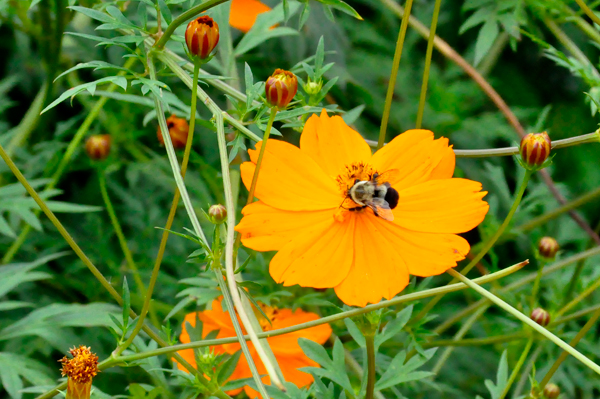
[375, 169, 401, 185]
[367, 198, 395, 221]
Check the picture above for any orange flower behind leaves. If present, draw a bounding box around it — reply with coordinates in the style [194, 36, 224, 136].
[59, 345, 99, 399]
[158, 115, 189, 149]
[178, 298, 332, 398]
[229, 0, 271, 32]
[235, 109, 490, 307]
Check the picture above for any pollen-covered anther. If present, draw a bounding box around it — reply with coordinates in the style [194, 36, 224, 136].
[59, 345, 99, 384]
[335, 162, 376, 195]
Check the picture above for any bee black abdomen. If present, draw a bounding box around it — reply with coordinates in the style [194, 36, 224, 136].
[385, 187, 399, 209]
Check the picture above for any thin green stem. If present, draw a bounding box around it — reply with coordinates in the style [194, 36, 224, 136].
[556, 273, 600, 318]
[539, 306, 600, 388]
[499, 337, 534, 399]
[378, 0, 414, 149]
[431, 305, 489, 374]
[513, 344, 544, 398]
[154, 0, 228, 49]
[574, 0, 600, 29]
[447, 268, 600, 376]
[529, 260, 546, 310]
[247, 108, 278, 204]
[415, 170, 532, 322]
[518, 184, 600, 232]
[0, 142, 209, 399]
[415, 0, 442, 129]
[108, 261, 527, 364]
[365, 334, 376, 399]
[98, 171, 147, 305]
[1, 57, 137, 264]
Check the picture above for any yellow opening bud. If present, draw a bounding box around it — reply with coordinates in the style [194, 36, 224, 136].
[84, 135, 111, 161]
[59, 345, 99, 399]
[265, 69, 298, 109]
[520, 132, 551, 169]
[185, 16, 220, 59]
[538, 236, 559, 259]
[158, 115, 189, 150]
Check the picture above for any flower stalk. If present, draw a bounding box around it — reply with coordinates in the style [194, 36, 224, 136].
[498, 337, 534, 399]
[247, 107, 278, 204]
[415, 0, 442, 129]
[378, 0, 414, 149]
[365, 334, 376, 399]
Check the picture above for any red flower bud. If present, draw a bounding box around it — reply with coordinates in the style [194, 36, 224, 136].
[85, 135, 111, 161]
[520, 132, 551, 169]
[208, 204, 227, 224]
[530, 308, 550, 327]
[185, 16, 219, 59]
[543, 383, 560, 399]
[158, 115, 189, 150]
[265, 69, 298, 109]
[538, 236, 559, 259]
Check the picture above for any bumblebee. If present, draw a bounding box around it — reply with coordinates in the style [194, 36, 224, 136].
[347, 171, 399, 221]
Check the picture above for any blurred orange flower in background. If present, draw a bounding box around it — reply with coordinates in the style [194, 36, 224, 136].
[229, 0, 271, 32]
[236, 109, 490, 307]
[178, 298, 331, 397]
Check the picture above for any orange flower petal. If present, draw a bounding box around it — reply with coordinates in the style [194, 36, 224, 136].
[269, 216, 355, 288]
[369, 219, 471, 276]
[334, 214, 409, 307]
[428, 141, 455, 180]
[240, 139, 339, 211]
[371, 130, 454, 188]
[236, 201, 334, 251]
[267, 308, 332, 355]
[229, 0, 270, 33]
[300, 109, 372, 178]
[394, 178, 489, 233]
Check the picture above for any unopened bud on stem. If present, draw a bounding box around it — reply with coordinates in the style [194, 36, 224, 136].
[530, 308, 550, 327]
[520, 132, 551, 170]
[543, 383, 560, 399]
[538, 236, 559, 259]
[185, 16, 219, 60]
[265, 69, 298, 109]
[85, 135, 111, 161]
[208, 204, 227, 224]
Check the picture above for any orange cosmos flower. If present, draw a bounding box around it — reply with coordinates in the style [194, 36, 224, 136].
[229, 0, 271, 32]
[235, 109, 490, 307]
[178, 298, 331, 398]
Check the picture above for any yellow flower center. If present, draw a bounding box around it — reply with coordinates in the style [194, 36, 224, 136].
[334, 162, 379, 222]
[254, 303, 280, 331]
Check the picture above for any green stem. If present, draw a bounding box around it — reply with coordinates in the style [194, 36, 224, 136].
[447, 268, 600, 376]
[498, 337, 534, 399]
[415, 170, 532, 322]
[518, 184, 600, 232]
[1, 57, 138, 264]
[98, 171, 147, 305]
[107, 261, 527, 364]
[365, 334, 376, 399]
[247, 108, 278, 203]
[415, 0, 442, 129]
[529, 260, 546, 310]
[377, 0, 414, 150]
[574, 0, 600, 29]
[154, 0, 229, 49]
[556, 272, 600, 318]
[435, 246, 600, 335]
[539, 306, 600, 388]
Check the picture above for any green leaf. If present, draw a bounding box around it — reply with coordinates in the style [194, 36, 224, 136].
[459, 6, 494, 35]
[0, 253, 65, 297]
[474, 19, 499, 66]
[374, 348, 436, 390]
[122, 277, 130, 327]
[300, 338, 354, 395]
[317, 0, 362, 20]
[0, 301, 35, 311]
[42, 76, 128, 114]
[157, 0, 173, 25]
[218, 351, 242, 385]
[69, 6, 115, 23]
[483, 350, 509, 399]
[374, 305, 413, 350]
[0, 353, 54, 399]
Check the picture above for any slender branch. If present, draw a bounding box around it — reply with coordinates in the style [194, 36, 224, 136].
[365, 334, 376, 399]
[154, 0, 229, 49]
[98, 171, 147, 305]
[415, 171, 532, 322]
[415, 0, 442, 129]
[246, 108, 278, 203]
[378, 0, 414, 149]
[447, 268, 600, 375]
[499, 337, 534, 399]
[108, 261, 527, 364]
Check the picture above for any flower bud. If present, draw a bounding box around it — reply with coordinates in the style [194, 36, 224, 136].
[520, 132, 551, 169]
[265, 69, 298, 109]
[85, 135, 111, 161]
[304, 78, 322, 96]
[538, 236, 559, 259]
[185, 16, 219, 59]
[543, 383, 560, 399]
[59, 345, 99, 399]
[530, 308, 550, 327]
[208, 204, 227, 224]
[158, 115, 189, 150]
